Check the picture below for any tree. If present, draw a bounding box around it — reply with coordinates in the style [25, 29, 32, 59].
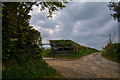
[2, 2, 68, 60]
[108, 1, 120, 22]
[108, 1, 120, 43]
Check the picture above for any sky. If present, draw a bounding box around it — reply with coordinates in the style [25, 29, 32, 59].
[29, 2, 118, 50]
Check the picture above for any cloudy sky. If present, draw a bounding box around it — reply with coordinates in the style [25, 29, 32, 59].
[29, 2, 118, 50]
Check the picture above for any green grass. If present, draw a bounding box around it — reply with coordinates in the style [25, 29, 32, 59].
[43, 40, 99, 59]
[2, 58, 62, 78]
[71, 49, 99, 59]
[43, 49, 98, 59]
[102, 43, 120, 63]
[102, 52, 119, 63]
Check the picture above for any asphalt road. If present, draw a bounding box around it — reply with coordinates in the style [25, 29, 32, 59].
[44, 52, 119, 78]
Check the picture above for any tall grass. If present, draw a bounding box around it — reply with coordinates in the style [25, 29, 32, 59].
[2, 58, 62, 78]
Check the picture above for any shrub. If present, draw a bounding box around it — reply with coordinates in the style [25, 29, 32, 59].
[102, 43, 120, 63]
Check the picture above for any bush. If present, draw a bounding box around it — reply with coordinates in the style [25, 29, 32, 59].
[102, 43, 120, 63]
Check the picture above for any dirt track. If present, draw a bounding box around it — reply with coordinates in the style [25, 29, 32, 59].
[44, 52, 119, 78]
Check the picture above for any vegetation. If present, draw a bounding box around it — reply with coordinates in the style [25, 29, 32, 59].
[105, 1, 120, 63]
[2, 58, 62, 78]
[42, 48, 52, 57]
[43, 40, 99, 59]
[101, 33, 119, 63]
[2, 2, 43, 60]
[108, 1, 120, 22]
[2, 2, 67, 78]
[102, 43, 120, 63]
[2, 54, 62, 78]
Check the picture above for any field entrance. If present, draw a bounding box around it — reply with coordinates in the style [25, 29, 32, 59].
[42, 40, 76, 61]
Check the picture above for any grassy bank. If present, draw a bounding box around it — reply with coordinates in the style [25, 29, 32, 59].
[43, 48, 98, 59]
[2, 58, 62, 78]
[43, 40, 99, 59]
[102, 43, 120, 63]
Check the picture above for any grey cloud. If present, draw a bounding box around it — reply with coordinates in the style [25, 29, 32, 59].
[30, 2, 118, 50]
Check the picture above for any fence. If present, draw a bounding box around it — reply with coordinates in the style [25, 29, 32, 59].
[42, 41, 76, 61]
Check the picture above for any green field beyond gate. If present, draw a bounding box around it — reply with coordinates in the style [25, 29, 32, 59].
[43, 40, 99, 59]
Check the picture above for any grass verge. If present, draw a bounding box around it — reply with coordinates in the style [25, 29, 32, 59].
[102, 43, 120, 63]
[2, 58, 62, 78]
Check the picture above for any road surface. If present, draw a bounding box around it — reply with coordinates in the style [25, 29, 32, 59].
[43, 52, 119, 78]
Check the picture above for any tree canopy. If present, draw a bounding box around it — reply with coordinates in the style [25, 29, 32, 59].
[2, 2, 67, 60]
[108, 1, 120, 22]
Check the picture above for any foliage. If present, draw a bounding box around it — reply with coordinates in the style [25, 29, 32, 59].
[42, 48, 52, 57]
[108, 1, 120, 62]
[2, 2, 67, 60]
[102, 43, 120, 63]
[2, 2, 42, 60]
[2, 2, 68, 78]
[2, 58, 62, 78]
[36, 1, 68, 18]
[43, 40, 99, 59]
[108, 1, 120, 22]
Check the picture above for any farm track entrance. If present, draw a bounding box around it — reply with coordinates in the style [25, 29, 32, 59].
[42, 42, 76, 61]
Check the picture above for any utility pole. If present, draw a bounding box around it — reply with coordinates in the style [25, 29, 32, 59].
[109, 33, 112, 44]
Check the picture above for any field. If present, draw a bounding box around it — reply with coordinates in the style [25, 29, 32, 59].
[43, 40, 99, 59]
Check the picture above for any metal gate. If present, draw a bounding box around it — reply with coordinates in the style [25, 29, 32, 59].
[42, 40, 76, 61]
